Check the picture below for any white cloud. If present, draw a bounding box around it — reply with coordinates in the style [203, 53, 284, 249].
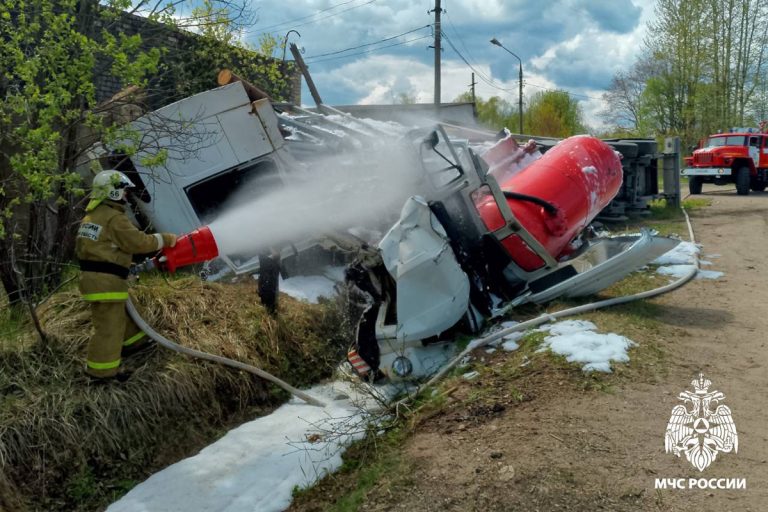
[235, 0, 655, 128]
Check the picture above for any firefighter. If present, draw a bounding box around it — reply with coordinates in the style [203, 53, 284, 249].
[76, 170, 177, 381]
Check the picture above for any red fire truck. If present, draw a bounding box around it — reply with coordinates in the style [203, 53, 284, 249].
[682, 126, 768, 195]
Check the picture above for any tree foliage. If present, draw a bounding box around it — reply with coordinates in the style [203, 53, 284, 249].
[601, 0, 768, 145]
[454, 92, 519, 133]
[0, 0, 163, 304]
[0, 0, 288, 305]
[456, 90, 585, 137]
[524, 90, 586, 138]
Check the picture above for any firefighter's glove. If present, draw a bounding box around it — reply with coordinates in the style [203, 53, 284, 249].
[162, 233, 177, 248]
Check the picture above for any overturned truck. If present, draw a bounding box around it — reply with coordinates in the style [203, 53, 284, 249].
[81, 82, 680, 383]
[345, 127, 679, 381]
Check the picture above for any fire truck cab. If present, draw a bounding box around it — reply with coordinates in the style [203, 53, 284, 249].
[682, 127, 768, 195]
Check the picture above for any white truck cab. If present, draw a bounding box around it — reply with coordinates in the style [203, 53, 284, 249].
[96, 82, 312, 274]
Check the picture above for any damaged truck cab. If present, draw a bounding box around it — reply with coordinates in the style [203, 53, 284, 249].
[88, 82, 310, 274]
[347, 127, 679, 381]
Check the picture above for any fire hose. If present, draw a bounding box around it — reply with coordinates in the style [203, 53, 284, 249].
[127, 226, 326, 407]
[395, 203, 699, 410]
[125, 299, 325, 407]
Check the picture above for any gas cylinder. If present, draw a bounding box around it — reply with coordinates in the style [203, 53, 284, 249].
[476, 136, 622, 271]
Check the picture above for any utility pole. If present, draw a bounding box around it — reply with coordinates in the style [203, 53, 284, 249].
[290, 43, 323, 108]
[490, 38, 524, 135]
[470, 72, 477, 119]
[430, 0, 442, 105]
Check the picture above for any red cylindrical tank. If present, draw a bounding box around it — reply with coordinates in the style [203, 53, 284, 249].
[161, 226, 219, 273]
[475, 136, 622, 271]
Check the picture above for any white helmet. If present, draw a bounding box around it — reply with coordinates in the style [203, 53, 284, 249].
[86, 170, 135, 211]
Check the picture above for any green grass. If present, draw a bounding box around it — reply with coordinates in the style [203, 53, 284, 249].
[290, 426, 411, 512]
[606, 196, 710, 238]
[0, 277, 348, 511]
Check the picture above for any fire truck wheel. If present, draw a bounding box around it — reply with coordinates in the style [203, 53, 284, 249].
[736, 166, 750, 195]
[751, 183, 767, 192]
[688, 176, 703, 195]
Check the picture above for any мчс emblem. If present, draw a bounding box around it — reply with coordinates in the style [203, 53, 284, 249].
[665, 374, 738, 471]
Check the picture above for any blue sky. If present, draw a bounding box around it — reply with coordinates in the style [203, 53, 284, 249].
[237, 0, 653, 128]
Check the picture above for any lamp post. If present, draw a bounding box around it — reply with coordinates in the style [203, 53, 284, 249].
[490, 38, 523, 135]
[282, 30, 301, 62]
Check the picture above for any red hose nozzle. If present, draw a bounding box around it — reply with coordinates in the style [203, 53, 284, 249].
[161, 226, 219, 273]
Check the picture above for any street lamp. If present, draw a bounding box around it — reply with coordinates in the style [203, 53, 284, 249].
[490, 37, 523, 135]
[282, 30, 301, 62]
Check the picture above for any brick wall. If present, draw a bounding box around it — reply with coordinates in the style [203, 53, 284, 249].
[89, 4, 301, 109]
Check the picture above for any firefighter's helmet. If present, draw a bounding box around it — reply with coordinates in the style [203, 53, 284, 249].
[86, 170, 135, 211]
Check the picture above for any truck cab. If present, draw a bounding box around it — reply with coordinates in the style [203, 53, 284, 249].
[85, 82, 319, 275]
[682, 128, 768, 195]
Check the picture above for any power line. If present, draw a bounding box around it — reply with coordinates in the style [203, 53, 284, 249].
[304, 25, 432, 60]
[306, 35, 432, 64]
[441, 31, 603, 102]
[245, 0, 379, 34]
[444, 11, 491, 83]
[525, 82, 603, 101]
[441, 31, 517, 93]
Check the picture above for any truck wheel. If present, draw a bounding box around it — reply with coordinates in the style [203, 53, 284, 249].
[736, 166, 750, 195]
[751, 183, 767, 192]
[689, 176, 703, 195]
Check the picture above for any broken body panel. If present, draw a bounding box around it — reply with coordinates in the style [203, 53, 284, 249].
[348, 128, 680, 381]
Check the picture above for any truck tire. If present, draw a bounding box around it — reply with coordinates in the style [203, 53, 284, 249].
[689, 176, 703, 194]
[736, 166, 750, 195]
[751, 182, 767, 192]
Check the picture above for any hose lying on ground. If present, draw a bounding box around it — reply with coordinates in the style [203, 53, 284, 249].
[126, 203, 698, 411]
[125, 298, 326, 407]
[395, 204, 700, 410]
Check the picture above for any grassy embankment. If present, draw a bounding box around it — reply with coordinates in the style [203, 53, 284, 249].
[0, 274, 347, 511]
[288, 197, 712, 512]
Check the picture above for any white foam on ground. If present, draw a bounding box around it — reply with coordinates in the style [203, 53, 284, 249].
[656, 264, 697, 278]
[536, 320, 636, 373]
[466, 321, 520, 351]
[258, 265, 346, 304]
[653, 242, 723, 280]
[653, 241, 699, 265]
[501, 338, 520, 352]
[108, 381, 388, 512]
[501, 330, 525, 352]
[655, 264, 723, 280]
[277, 274, 337, 303]
[697, 269, 725, 280]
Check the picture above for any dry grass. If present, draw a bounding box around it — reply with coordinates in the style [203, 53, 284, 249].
[0, 275, 347, 511]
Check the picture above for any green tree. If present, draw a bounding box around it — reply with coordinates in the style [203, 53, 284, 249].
[0, 0, 161, 306]
[454, 92, 518, 132]
[606, 0, 768, 145]
[524, 90, 586, 138]
[0, 0, 268, 307]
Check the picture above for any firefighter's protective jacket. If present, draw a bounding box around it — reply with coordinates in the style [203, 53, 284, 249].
[76, 200, 162, 301]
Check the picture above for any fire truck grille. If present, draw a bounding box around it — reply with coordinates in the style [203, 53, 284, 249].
[697, 153, 712, 164]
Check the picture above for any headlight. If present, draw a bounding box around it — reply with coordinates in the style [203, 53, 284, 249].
[392, 356, 413, 377]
